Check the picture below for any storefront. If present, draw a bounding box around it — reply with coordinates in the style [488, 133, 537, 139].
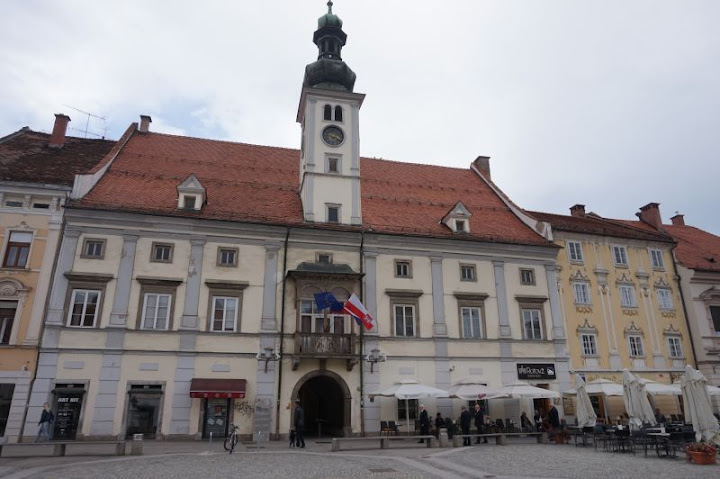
[189, 378, 246, 439]
[126, 384, 163, 439]
[52, 384, 86, 440]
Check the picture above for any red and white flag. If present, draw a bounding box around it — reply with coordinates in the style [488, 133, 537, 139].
[343, 293, 374, 330]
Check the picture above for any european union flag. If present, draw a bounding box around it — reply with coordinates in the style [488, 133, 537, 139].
[314, 292, 344, 312]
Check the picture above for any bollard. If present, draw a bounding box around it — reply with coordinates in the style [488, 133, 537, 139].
[452, 434, 462, 448]
[208, 432, 213, 454]
[439, 429, 449, 448]
[131, 433, 144, 455]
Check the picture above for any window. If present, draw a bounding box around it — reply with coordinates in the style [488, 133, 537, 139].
[394, 260, 412, 278]
[0, 383, 15, 436]
[217, 247, 238, 267]
[520, 269, 535, 286]
[656, 289, 674, 310]
[32, 203, 50, 209]
[522, 308, 543, 340]
[326, 205, 339, 223]
[567, 241, 584, 263]
[572, 282, 591, 304]
[141, 293, 172, 330]
[327, 157, 339, 173]
[397, 398, 418, 421]
[334, 105, 343, 122]
[183, 196, 197, 209]
[612, 245, 628, 266]
[316, 253, 332, 264]
[455, 219, 467, 233]
[67, 289, 101, 327]
[649, 249, 664, 270]
[0, 303, 17, 344]
[580, 333, 597, 356]
[323, 104, 332, 121]
[619, 285, 637, 307]
[81, 238, 105, 259]
[394, 304, 415, 337]
[299, 299, 348, 334]
[667, 336, 683, 359]
[461, 306, 483, 339]
[710, 306, 720, 336]
[460, 264, 476, 281]
[151, 243, 173, 263]
[4, 200, 23, 208]
[628, 335, 644, 357]
[3, 231, 32, 268]
[211, 296, 238, 332]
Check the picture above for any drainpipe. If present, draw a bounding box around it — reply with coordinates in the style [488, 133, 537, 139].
[358, 230, 365, 436]
[274, 227, 291, 438]
[670, 244, 698, 369]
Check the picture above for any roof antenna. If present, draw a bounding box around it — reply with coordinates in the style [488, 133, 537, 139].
[62, 104, 108, 139]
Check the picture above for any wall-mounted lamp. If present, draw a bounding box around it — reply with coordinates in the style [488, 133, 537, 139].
[256, 346, 281, 373]
[365, 347, 387, 373]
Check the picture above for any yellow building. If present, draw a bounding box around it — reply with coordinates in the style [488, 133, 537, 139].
[0, 116, 114, 442]
[531, 204, 694, 421]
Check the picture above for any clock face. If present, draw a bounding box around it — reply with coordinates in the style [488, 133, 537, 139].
[322, 126, 345, 146]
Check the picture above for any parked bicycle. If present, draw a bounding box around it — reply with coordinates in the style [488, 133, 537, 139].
[224, 423, 239, 453]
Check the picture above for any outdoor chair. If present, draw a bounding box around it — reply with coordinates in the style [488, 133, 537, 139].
[387, 420, 399, 435]
[495, 418, 506, 433]
[380, 421, 392, 436]
[670, 414, 679, 423]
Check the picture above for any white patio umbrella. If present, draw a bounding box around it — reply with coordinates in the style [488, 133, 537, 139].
[564, 379, 622, 421]
[448, 377, 508, 400]
[575, 376, 597, 428]
[680, 366, 720, 444]
[639, 378, 681, 396]
[622, 369, 657, 429]
[499, 381, 560, 399]
[708, 385, 720, 396]
[368, 379, 449, 434]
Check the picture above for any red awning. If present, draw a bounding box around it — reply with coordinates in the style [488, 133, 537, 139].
[189, 378, 247, 399]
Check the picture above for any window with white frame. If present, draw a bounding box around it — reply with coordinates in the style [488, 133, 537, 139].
[628, 335, 644, 357]
[520, 268, 535, 285]
[619, 285, 637, 307]
[394, 304, 416, 337]
[522, 308, 543, 340]
[394, 260, 412, 278]
[299, 299, 348, 334]
[141, 293, 172, 330]
[656, 289, 674, 310]
[460, 264, 476, 281]
[3, 231, 32, 268]
[612, 245, 628, 266]
[649, 249, 664, 270]
[82, 238, 105, 259]
[580, 333, 597, 356]
[210, 296, 238, 332]
[217, 247, 238, 267]
[0, 303, 17, 344]
[567, 241, 584, 263]
[461, 306, 483, 339]
[572, 282, 591, 304]
[67, 289, 101, 327]
[667, 336, 683, 358]
[151, 243, 173, 263]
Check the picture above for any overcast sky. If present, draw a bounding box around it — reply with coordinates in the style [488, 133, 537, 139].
[2, 1, 719, 234]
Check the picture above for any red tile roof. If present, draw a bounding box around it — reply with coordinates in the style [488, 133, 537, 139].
[73, 131, 550, 246]
[0, 128, 116, 187]
[663, 225, 720, 273]
[527, 211, 673, 243]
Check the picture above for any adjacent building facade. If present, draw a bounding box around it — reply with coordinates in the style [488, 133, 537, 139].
[0, 117, 114, 442]
[22, 5, 571, 441]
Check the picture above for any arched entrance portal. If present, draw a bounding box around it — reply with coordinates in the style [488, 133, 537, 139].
[293, 371, 351, 438]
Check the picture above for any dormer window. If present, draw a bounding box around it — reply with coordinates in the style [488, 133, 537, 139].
[176, 174, 206, 212]
[455, 220, 467, 233]
[442, 202, 472, 234]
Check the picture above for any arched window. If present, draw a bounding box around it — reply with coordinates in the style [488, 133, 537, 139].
[323, 105, 332, 121]
[334, 106, 343, 122]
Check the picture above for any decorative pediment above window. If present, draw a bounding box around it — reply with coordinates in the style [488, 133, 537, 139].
[654, 277, 671, 289]
[441, 202, 471, 234]
[0, 278, 30, 297]
[569, 270, 590, 282]
[176, 174, 206, 211]
[576, 318, 597, 334]
[698, 286, 720, 303]
[616, 273, 634, 285]
[623, 321, 644, 337]
[662, 324, 682, 337]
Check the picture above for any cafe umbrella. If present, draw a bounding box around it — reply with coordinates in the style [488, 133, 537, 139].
[681, 365, 720, 444]
[575, 375, 597, 428]
[368, 379, 450, 434]
[622, 369, 657, 429]
[448, 377, 508, 400]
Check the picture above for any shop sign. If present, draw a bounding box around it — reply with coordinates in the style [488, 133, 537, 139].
[517, 363, 556, 380]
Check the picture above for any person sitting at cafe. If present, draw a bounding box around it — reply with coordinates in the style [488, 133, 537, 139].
[434, 412, 444, 438]
[654, 408, 667, 424]
[534, 409, 544, 431]
[520, 411, 534, 432]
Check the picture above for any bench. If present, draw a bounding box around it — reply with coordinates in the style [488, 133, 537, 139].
[0, 440, 127, 457]
[452, 432, 547, 447]
[331, 435, 435, 452]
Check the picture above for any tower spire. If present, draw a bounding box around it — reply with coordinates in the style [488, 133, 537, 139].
[303, 1, 356, 91]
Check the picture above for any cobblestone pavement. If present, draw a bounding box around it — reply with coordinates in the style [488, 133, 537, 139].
[0, 439, 718, 479]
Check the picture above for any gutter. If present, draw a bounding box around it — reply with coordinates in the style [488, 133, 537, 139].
[670, 244, 699, 369]
[275, 227, 291, 438]
[358, 230, 365, 436]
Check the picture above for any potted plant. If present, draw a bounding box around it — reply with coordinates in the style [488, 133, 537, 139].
[685, 442, 718, 465]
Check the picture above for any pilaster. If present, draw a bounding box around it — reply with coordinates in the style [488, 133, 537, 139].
[109, 234, 139, 327]
[180, 238, 206, 330]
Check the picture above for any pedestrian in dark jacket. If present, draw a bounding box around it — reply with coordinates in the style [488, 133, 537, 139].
[293, 400, 305, 448]
[35, 402, 54, 442]
[434, 412, 444, 438]
[460, 406, 472, 446]
[474, 404, 488, 444]
[418, 404, 430, 442]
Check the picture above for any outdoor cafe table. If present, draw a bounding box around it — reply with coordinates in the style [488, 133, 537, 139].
[568, 426, 593, 447]
[647, 432, 675, 459]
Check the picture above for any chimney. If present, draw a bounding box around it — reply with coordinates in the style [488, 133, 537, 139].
[139, 115, 152, 133]
[48, 113, 71, 148]
[670, 213, 685, 226]
[637, 202, 663, 230]
[473, 156, 491, 180]
[570, 204, 586, 217]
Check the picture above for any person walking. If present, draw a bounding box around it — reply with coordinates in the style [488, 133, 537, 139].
[293, 399, 305, 448]
[474, 403, 488, 444]
[35, 402, 54, 442]
[460, 405, 472, 446]
[434, 412, 444, 438]
[418, 404, 430, 442]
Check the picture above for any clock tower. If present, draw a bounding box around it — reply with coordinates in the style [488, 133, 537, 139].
[297, 1, 365, 225]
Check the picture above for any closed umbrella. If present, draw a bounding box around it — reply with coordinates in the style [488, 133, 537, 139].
[575, 376, 597, 428]
[680, 366, 720, 444]
[448, 377, 508, 400]
[622, 369, 656, 429]
[369, 379, 449, 434]
[499, 381, 560, 399]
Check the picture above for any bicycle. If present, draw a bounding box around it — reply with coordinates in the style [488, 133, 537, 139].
[224, 423, 239, 453]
